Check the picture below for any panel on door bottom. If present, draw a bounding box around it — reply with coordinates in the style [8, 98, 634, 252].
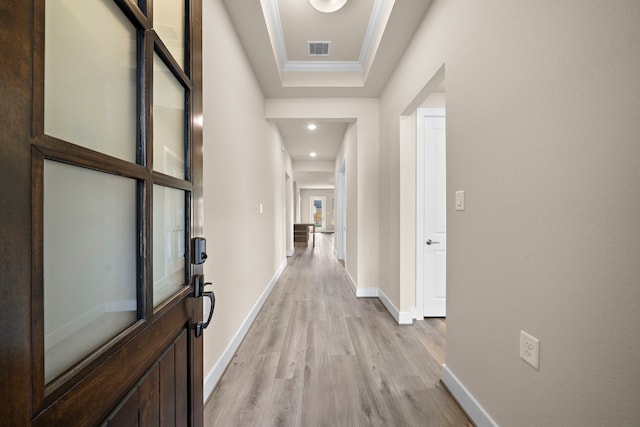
[102, 329, 189, 427]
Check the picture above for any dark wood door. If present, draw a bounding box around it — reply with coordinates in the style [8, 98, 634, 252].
[0, 0, 204, 425]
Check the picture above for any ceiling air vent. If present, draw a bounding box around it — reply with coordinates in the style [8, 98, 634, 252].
[307, 41, 331, 57]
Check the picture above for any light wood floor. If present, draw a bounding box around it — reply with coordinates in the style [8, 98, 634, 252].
[204, 233, 471, 426]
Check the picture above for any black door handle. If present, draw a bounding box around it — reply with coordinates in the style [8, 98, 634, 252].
[193, 275, 215, 338]
[195, 289, 215, 338]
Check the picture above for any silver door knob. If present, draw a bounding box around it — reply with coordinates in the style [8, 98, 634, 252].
[426, 239, 440, 245]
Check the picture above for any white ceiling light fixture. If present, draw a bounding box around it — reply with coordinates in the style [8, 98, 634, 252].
[308, 0, 348, 14]
[310, 152, 317, 157]
[307, 123, 317, 130]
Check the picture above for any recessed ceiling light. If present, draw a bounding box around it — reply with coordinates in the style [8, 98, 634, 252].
[310, 152, 317, 157]
[307, 123, 317, 130]
[309, 0, 348, 13]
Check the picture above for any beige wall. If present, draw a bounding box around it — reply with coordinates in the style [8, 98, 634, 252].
[285, 172, 294, 254]
[202, 0, 292, 390]
[294, 181, 301, 223]
[265, 99, 379, 291]
[335, 122, 358, 282]
[380, 0, 640, 425]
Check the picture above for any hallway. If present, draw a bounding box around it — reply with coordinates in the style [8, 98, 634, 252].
[204, 233, 471, 426]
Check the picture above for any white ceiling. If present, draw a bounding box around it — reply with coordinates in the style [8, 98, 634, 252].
[279, 0, 374, 62]
[294, 171, 335, 189]
[277, 120, 349, 188]
[277, 120, 349, 162]
[222, 0, 433, 187]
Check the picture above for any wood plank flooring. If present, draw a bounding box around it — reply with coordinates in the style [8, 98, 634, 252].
[204, 233, 471, 427]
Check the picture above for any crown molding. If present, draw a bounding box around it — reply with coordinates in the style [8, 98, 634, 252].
[262, 0, 393, 76]
[284, 61, 363, 72]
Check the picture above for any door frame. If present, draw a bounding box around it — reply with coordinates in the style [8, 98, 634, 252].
[309, 196, 327, 232]
[416, 108, 446, 318]
[285, 172, 294, 256]
[336, 159, 347, 261]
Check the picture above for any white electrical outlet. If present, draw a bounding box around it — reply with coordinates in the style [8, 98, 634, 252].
[519, 330, 540, 370]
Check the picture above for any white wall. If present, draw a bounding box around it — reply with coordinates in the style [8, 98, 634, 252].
[266, 99, 379, 292]
[421, 92, 445, 109]
[285, 173, 294, 255]
[300, 188, 335, 232]
[335, 122, 357, 281]
[202, 0, 292, 398]
[294, 182, 301, 223]
[380, 0, 640, 425]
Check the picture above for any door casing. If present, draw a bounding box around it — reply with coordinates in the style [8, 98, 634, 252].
[416, 108, 447, 318]
[310, 196, 327, 232]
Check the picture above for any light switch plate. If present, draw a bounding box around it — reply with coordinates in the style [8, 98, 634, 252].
[455, 191, 465, 211]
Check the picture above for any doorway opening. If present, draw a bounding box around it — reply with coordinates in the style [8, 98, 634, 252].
[336, 159, 347, 264]
[417, 108, 447, 318]
[310, 196, 327, 232]
[285, 172, 294, 256]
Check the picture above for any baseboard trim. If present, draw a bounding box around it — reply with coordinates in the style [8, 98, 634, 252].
[378, 289, 413, 325]
[286, 249, 294, 256]
[356, 287, 379, 298]
[344, 269, 358, 296]
[398, 310, 414, 325]
[441, 365, 498, 427]
[344, 269, 379, 298]
[203, 259, 287, 403]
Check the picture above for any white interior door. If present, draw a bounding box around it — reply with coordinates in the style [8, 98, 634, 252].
[423, 114, 447, 317]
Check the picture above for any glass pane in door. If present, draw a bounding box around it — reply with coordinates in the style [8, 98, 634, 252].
[313, 200, 323, 227]
[154, 0, 186, 69]
[153, 185, 186, 306]
[45, 0, 137, 162]
[153, 54, 185, 179]
[44, 160, 137, 384]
